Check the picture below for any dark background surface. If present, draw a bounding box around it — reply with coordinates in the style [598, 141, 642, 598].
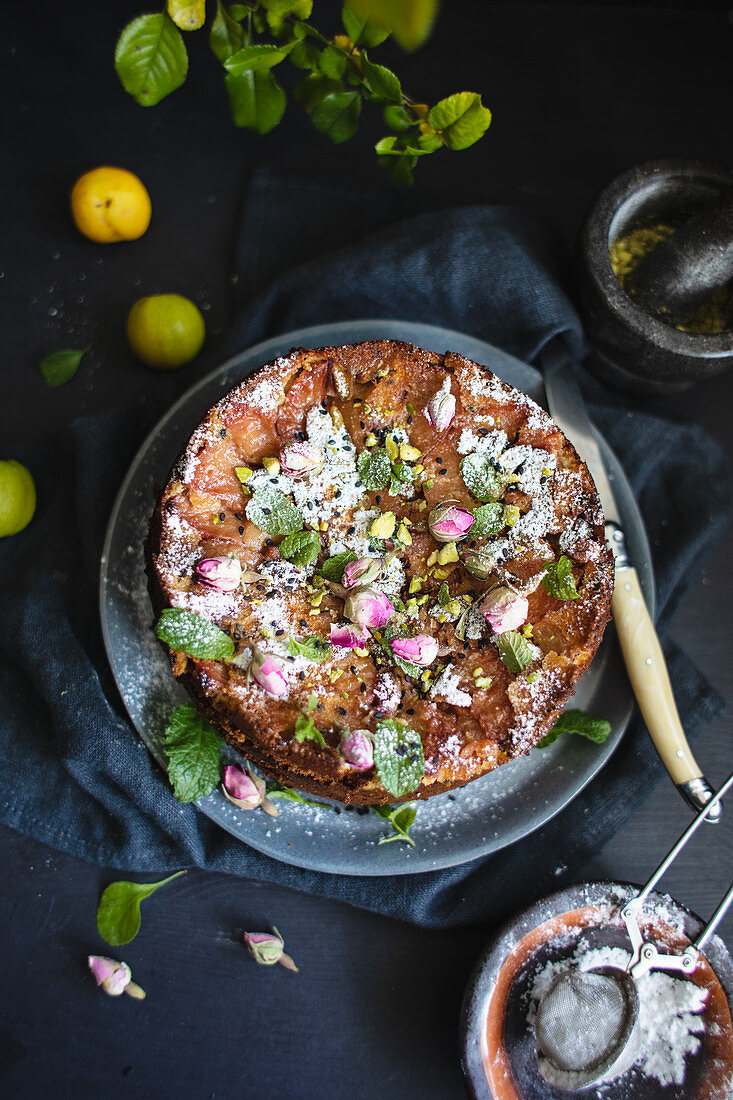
[2, 2, 733, 1097]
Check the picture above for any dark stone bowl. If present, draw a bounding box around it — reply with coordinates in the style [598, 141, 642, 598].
[577, 158, 733, 395]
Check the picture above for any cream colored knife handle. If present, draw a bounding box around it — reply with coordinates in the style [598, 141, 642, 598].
[612, 564, 720, 820]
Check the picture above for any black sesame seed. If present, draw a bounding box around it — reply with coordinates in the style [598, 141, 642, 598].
[300, 618, 307, 627]
[396, 743, 407, 756]
[238, 526, 244, 535]
[350, 665, 357, 675]
[375, 495, 381, 504]
[234, 513, 242, 521]
[360, 420, 366, 430]
[438, 469, 447, 476]
[435, 456, 443, 463]
[219, 428, 227, 438]
[406, 707, 415, 715]
[219, 511, 226, 520]
[407, 415, 413, 425]
[348, 526, 356, 535]
[298, 671, 305, 681]
[335, 490, 342, 499]
[266, 590, 277, 598]
[275, 629, 285, 637]
[263, 508, 271, 516]
[337, 707, 347, 716]
[359, 683, 366, 693]
[270, 478, 278, 485]
[478, 428, 489, 436]
[265, 538, 274, 546]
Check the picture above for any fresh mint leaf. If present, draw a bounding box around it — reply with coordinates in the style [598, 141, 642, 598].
[360, 54, 402, 104]
[288, 635, 332, 662]
[155, 609, 235, 660]
[246, 486, 303, 537]
[539, 709, 612, 748]
[357, 447, 391, 491]
[494, 630, 532, 675]
[279, 529, 320, 567]
[389, 459, 413, 496]
[319, 550, 357, 581]
[163, 704, 222, 802]
[460, 454, 503, 502]
[437, 583, 451, 608]
[429, 92, 492, 150]
[541, 556, 580, 600]
[311, 90, 361, 143]
[269, 785, 327, 808]
[115, 13, 188, 107]
[372, 802, 417, 847]
[342, 3, 390, 47]
[223, 42, 294, 74]
[294, 709, 326, 748]
[373, 719, 425, 798]
[39, 346, 89, 388]
[96, 871, 186, 947]
[209, 0, 244, 63]
[471, 502, 505, 538]
[225, 69, 287, 133]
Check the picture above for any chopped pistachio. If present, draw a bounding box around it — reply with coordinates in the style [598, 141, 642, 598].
[415, 593, 430, 606]
[408, 577, 422, 594]
[427, 550, 439, 567]
[522, 623, 534, 638]
[385, 436, 399, 461]
[446, 599, 462, 616]
[473, 666, 484, 677]
[400, 443, 421, 462]
[433, 567, 450, 580]
[370, 511, 396, 539]
[418, 500, 428, 512]
[328, 669, 342, 682]
[211, 514, 221, 525]
[262, 456, 280, 475]
[406, 598, 418, 614]
[504, 504, 520, 527]
[310, 593, 324, 607]
[474, 676, 493, 689]
[260, 627, 274, 639]
[406, 402, 415, 415]
[542, 467, 552, 477]
[364, 432, 378, 447]
[234, 465, 252, 483]
[437, 542, 459, 565]
[413, 463, 424, 475]
[377, 367, 389, 378]
[526, 672, 540, 683]
[397, 522, 412, 545]
[423, 479, 434, 490]
[319, 519, 329, 531]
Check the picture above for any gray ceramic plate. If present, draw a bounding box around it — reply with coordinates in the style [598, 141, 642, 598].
[99, 320, 654, 876]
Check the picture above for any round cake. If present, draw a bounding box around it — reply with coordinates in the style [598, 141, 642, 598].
[149, 340, 614, 805]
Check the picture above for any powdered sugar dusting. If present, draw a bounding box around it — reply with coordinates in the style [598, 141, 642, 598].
[429, 663, 472, 706]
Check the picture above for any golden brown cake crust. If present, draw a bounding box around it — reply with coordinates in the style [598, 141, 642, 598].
[148, 340, 614, 804]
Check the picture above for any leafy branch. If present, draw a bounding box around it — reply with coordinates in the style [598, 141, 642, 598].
[114, 1, 491, 185]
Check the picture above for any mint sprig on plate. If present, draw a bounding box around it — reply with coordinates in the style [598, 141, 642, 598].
[539, 709, 612, 747]
[372, 719, 425, 798]
[372, 803, 418, 847]
[155, 608, 235, 660]
[163, 703, 222, 802]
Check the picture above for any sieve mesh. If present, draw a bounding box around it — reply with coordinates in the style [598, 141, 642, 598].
[535, 968, 630, 1073]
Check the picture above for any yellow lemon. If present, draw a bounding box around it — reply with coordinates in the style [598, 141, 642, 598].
[70, 166, 152, 243]
[0, 460, 36, 537]
[127, 294, 206, 370]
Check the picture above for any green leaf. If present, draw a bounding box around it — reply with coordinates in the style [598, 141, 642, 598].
[279, 529, 321, 567]
[310, 90, 361, 144]
[494, 631, 533, 675]
[360, 53, 402, 104]
[96, 870, 186, 947]
[39, 345, 89, 388]
[342, 3, 390, 46]
[319, 550, 357, 581]
[471, 502, 505, 538]
[372, 719, 425, 798]
[541, 556, 580, 601]
[155, 608, 235, 660]
[294, 709, 326, 748]
[226, 69, 287, 133]
[114, 13, 188, 107]
[168, 0, 206, 31]
[318, 44, 348, 79]
[163, 704, 222, 801]
[246, 486, 303, 536]
[374, 135, 426, 157]
[293, 73, 343, 112]
[210, 0, 244, 63]
[382, 103, 414, 132]
[261, 0, 313, 32]
[461, 454, 503, 502]
[289, 37, 323, 71]
[228, 3, 248, 17]
[429, 92, 492, 151]
[357, 447, 391, 490]
[223, 42, 294, 74]
[378, 152, 417, 187]
[538, 709, 612, 748]
[268, 784, 325, 808]
[288, 635, 332, 662]
[372, 802, 417, 847]
[346, 0, 438, 51]
[381, 625, 423, 679]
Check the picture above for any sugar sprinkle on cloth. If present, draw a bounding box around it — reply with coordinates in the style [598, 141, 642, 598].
[0, 171, 729, 928]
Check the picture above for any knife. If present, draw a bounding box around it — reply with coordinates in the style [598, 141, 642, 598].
[540, 342, 720, 820]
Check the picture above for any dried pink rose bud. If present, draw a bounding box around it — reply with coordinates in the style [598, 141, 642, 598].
[88, 956, 146, 999]
[391, 634, 439, 667]
[344, 587, 394, 629]
[428, 503, 474, 542]
[480, 586, 529, 634]
[195, 556, 242, 592]
[222, 763, 278, 817]
[342, 556, 382, 589]
[330, 622, 370, 649]
[250, 647, 289, 698]
[243, 928, 298, 972]
[423, 379, 456, 431]
[339, 729, 374, 771]
[280, 441, 323, 479]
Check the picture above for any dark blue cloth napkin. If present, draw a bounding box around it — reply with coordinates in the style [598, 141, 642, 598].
[1, 170, 729, 929]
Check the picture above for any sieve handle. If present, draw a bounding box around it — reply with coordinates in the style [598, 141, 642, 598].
[611, 566, 721, 819]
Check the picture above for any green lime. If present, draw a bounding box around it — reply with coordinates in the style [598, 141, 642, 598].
[0, 459, 36, 537]
[126, 293, 205, 370]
